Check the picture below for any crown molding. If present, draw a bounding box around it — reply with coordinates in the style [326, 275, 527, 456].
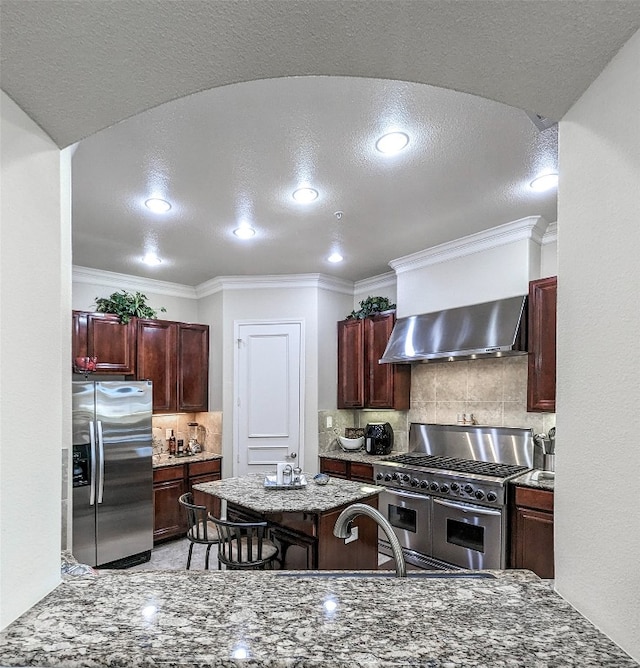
[72, 266, 198, 299]
[354, 271, 397, 295]
[389, 216, 550, 274]
[196, 273, 354, 299]
[542, 221, 558, 245]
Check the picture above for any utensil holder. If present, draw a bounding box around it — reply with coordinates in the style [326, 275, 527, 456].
[543, 453, 555, 472]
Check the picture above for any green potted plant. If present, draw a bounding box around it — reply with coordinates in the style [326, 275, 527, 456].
[346, 296, 396, 320]
[94, 290, 166, 324]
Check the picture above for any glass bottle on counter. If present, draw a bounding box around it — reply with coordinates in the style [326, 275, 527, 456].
[167, 430, 176, 457]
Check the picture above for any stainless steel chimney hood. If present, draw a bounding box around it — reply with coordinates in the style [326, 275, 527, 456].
[379, 296, 528, 364]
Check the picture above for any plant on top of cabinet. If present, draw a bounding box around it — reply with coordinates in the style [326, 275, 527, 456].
[95, 290, 166, 324]
[346, 295, 396, 320]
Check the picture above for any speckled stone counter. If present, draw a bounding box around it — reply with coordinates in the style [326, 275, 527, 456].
[153, 451, 222, 469]
[193, 473, 382, 514]
[512, 470, 555, 492]
[0, 569, 635, 667]
[319, 449, 399, 464]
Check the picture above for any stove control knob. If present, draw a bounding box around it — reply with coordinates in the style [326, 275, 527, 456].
[464, 484, 473, 494]
[420, 480, 429, 489]
[486, 492, 498, 502]
[384, 474, 393, 482]
[392, 472, 400, 480]
[375, 473, 383, 481]
[430, 482, 439, 492]
[450, 482, 460, 492]
[402, 474, 411, 483]
[440, 484, 450, 493]
[410, 478, 420, 487]
[474, 489, 485, 500]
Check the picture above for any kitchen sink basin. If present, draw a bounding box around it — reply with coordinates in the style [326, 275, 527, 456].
[273, 571, 495, 579]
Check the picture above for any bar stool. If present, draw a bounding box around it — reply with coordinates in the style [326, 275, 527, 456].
[208, 515, 279, 570]
[178, 492, 219, 570]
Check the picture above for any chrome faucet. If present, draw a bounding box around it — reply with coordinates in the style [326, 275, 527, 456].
[333, 502, 407, 577]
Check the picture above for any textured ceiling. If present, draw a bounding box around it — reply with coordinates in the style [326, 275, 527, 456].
[1, 1, 638, 287]
[2, 1, 639, 148]
[71, 76, 558, 285]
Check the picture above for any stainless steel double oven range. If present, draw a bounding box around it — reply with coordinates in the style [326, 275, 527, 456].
[373, 423, 533, 570]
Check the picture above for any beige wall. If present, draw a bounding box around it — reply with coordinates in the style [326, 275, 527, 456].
[0, 92, 70, 627]
[555, 29, 640, 660]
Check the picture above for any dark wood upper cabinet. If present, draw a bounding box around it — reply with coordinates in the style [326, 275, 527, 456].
[137, 319, 209, 414]
[337, 312, 410, 410]
[527, 276, 557, 412]
[73, 311, 136, 374]
[337, 318, 365, 408]
[136, 319, 177, 413]
[177, 323, 209, 413]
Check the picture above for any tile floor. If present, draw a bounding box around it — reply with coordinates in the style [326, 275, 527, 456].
[129, 538, 219, 571]
[127, 538, 392, 572]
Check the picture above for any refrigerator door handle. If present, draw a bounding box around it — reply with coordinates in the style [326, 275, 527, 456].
[97, 420, 105, 504]
[89, 421, 97, 506]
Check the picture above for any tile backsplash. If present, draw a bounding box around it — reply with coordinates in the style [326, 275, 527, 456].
[319, 356, 555, 453]
[152, 411, 222, 455]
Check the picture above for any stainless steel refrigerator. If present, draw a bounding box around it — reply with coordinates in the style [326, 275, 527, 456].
[72, 380, 153, 567]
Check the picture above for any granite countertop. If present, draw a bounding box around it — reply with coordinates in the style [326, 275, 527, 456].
[512, 470, 555, 492]
[153, 451, 222, 469]
[193, 473, 382, 513]
[0, 569, 635, 667]
[318, 449, 399, 463]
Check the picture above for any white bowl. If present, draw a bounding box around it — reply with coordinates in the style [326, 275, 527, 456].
[339, 436, 364, 451]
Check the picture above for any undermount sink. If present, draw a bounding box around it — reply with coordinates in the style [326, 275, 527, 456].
[274, 571, 496, 579]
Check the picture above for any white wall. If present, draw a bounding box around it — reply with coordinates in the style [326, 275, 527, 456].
[540, 223, 558, 278]
[72, 268, 198, 323]
[0, 92, 70, 628]
[197, 289, 224, 411]
[317, 288, 354, 410]
[219, 284, 319, 477]
[353, 272, 397, 310]
[392, 218, 548, 317]
[555, 29, 640, 661]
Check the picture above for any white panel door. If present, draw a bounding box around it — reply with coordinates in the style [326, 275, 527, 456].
[234, 321, 303, 476]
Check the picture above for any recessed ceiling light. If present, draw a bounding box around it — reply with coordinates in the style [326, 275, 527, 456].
[292, 187, 319, 203]
[145, 198, 172, 213]
[530, 173, 559, 192]
[234, 226, 256, 239]
[376, 132, 409, 154]
[142, 253, 162, 266]
[328, 253, 343, 263]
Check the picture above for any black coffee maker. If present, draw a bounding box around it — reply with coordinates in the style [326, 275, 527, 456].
[365, 422, 394, 455]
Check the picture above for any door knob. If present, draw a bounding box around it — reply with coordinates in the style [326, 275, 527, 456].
[289, 452, 297, 459]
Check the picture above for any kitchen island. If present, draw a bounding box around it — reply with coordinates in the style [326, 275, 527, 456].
[0, 568, 635, 667]
[193, 474, 382, 570]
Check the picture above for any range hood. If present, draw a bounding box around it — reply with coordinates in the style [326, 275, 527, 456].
[380, 296, 528, 364]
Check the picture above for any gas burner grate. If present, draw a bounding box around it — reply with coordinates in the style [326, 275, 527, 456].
[383, 453, 529, 479]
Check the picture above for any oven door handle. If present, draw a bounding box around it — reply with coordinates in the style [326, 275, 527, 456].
[433, 497, 502, 517]
[382, 488, 431, 502]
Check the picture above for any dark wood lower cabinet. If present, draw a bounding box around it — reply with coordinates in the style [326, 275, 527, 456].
[153, 458, 222, 543]
[510, 485, 554, 579]
[153, 465, 188, 542]
[190, 460, 222, 520]
[319, 457, 374, 483]
[227, 494, 379, 571]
